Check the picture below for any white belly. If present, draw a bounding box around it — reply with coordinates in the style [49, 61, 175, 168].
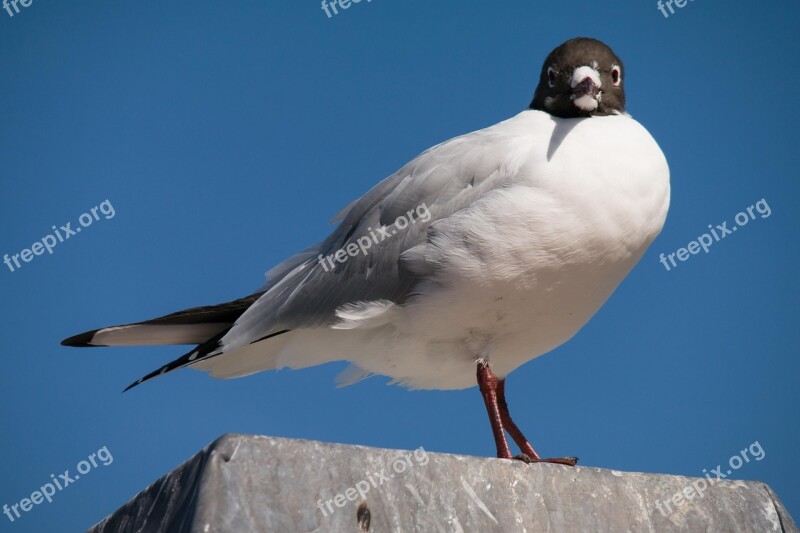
[254, 113, 670, 390]
[359, 115, 666, 388]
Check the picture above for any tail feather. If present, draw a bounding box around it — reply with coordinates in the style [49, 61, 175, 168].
[61, 291, 264, 347]
[60, 290, 296, 391]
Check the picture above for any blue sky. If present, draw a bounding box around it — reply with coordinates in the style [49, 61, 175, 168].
[1, 1, 798, 530]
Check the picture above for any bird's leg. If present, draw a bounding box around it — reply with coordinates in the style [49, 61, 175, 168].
[495, 378, 543, 460]
[477, 361, 579, 466]
[496, 377, 579, 466]
[476, 361, 513, 459]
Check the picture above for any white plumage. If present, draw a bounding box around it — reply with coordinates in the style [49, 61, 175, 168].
[63, 37, 670, 462]
[64, 37, 669, 412]
[194, 110, 670, 389]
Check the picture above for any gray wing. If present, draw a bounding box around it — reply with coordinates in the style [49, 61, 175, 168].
[224, 120, 519, 348]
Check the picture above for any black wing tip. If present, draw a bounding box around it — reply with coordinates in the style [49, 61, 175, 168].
[61, 330, 104, 347]
[122, 379, 143, 393]
[122, 366, 165, 393]
[121, 344, 209, 393]
[121, 328, 290, 392]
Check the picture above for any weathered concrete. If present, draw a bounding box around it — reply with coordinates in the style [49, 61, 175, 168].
[87, 434, 797, 532]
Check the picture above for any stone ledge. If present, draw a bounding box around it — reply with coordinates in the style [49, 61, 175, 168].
[87, 434, 798, 532]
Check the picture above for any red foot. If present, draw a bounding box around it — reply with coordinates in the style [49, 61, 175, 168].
[477, 362, 578, 468]
[513, 454, 579, 466]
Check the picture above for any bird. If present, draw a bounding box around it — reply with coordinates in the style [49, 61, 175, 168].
[62, 37, 670, 465]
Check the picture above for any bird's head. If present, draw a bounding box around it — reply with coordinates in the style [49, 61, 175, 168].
[530, 37, 626, 119]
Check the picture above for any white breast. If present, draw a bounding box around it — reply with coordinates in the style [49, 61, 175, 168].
[272, 111, 670, 390]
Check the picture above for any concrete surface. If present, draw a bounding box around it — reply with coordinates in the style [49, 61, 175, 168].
[87, 433, 798, 532]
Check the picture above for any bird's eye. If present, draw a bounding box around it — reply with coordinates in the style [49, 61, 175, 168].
[611, 66, 621, 86]
[547, 67, 556, 88]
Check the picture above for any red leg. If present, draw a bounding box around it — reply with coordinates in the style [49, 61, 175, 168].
[497, 378, 578, 465]
[477, 362, 513, 459]
[496, 379, 543, 460]
[477, 362, 578, 466]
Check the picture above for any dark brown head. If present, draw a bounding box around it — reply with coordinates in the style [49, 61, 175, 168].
[530, 37, 626, 119]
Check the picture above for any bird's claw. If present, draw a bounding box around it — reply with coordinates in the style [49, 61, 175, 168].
[513, 454, 579, 466]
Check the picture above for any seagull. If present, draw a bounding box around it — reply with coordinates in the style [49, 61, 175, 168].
[62, 37, 670, 465]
